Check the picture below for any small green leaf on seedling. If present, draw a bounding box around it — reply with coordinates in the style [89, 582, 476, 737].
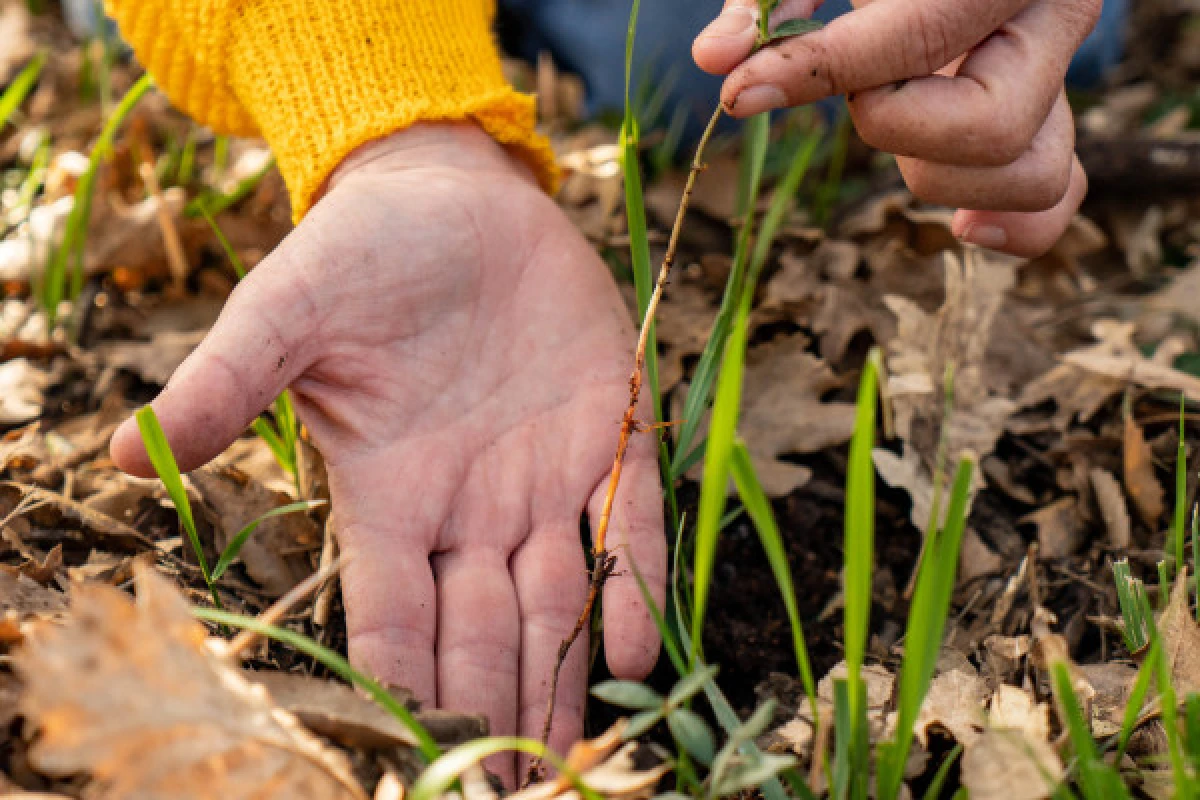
[667, 664, 720, 706]
[211, 499, 326, 581]
[769, 18, 824, 42]
[667, 708, 715, 765]
[625, 709, 666, 739]
[590, 681, 663, 710]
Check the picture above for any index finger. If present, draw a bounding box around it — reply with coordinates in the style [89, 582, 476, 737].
[721, 0, 1036, 115]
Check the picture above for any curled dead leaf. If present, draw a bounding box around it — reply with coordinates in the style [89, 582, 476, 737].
[14, 566, 368, 799]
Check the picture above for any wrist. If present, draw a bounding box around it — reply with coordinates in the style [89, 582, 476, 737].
[324, 123, 539, 200]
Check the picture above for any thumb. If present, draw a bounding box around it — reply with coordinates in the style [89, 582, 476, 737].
[110, 261, 318, 477]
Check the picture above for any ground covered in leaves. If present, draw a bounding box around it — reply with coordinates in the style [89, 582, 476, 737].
[3, 1, 1200, 798]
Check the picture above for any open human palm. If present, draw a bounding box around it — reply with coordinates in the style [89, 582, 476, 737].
[109, 124, 667, 784]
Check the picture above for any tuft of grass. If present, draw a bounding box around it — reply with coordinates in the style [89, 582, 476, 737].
[729, 440, 817, 713]
[689, 126, 821, 664]
[136, 405, 216, 606]
[1112, 559, 1153, 652]
[0, 51, 47, 131]
[193, 607, 441, 761]
[877, 455, 975, 800]
[42, 73, 153, 332]
[137, 405, 319, 607]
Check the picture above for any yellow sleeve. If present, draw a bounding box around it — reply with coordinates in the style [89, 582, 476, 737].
[104, 0, 559, 220]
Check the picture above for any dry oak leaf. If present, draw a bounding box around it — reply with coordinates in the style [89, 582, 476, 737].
[1090, 467, 1132, 549]
[960, 685, 1063, 800]
[1019, 496, 1086, 560]
[912, 668, 988, 748]
[0, 359, 50, 426]
[191, 463, 320, 596]
[13, 567, 367, 800]
[884, 247, 1017, 464]
[675, 334, 856, 496]
[1156, 567, 1200, 696]
[1124, 411, 1166, 528]
[96, 329, 206, 386]
[653, 283, 715, 393]
[1062, 320, 1200, 402]
[507, 723, 669, 800]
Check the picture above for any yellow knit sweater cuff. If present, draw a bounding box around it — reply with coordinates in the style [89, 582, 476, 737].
[106, 0, 558, 221]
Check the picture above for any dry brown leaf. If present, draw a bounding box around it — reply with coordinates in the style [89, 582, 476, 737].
[0, 543, 63, 586]
[0, 359, 50, 426]
[0, 2, 33, 84]
[96, 329, 206, 386]
[511, 723, 669, 800]
[653, 283, 714, 393]
[676, 334, 856, 496]
[912, 668, 988, 748]
[1156, 567, 1200, 695]
[14, 567, 368, 800]
[885, 248, 1018, 464]
[1079, 662, 1138, 738]
[1090, 467, 1132, 549]
[1064, 320, 1200, 402]
[1147, 257, 1200, 323]
[0, 482, 152, 551]
[250, 671, 423, 750]
[1124, 411, 1165, 527]
[191, 464, 320, 596]
[1018, 496, 1086, 560]
[0, 570, 66, 618]
[1017, 362, 1125, 430]
[960, 686, 1063, 800]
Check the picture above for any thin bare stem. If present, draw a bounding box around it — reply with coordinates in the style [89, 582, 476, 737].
[223, 553, 348, 661]
[530, 106, 724, 781]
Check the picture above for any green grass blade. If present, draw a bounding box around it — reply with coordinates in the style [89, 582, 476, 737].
[199, 206, 247, 280]
[813, 109, 850, 226]
[1193, 506, 1200, 623]
[921, 744, 963, 800]
[412, 738, 594, 800]
[185, 155, 276, 217]
[0, 51, 46, 130]
[730, 440, 816, 711]
[1052, 662, 1133, 799]
[135, 405, 217, 605]
[45, 73, 153, 330]
[1176, 395, 1188, 583]
[671, 114, 769, 475]
[193, 607, 441, 760]
[627, 547, 687, 675]
[879, 456, 975, 800]
[690, 299, 749, 664]
[211, 499, 325, 581]
[251, 418, 293, 470]
[844, 350, 880, 736]
[745, 129, 820, 287]
[1116, 637, 1159, 765]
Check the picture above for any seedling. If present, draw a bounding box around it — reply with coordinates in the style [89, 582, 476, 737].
[1113, 559, 1153, 652]
[0, 52, 46, 132]
[137, 405, 321, 607]
[43, 73, 153, 333]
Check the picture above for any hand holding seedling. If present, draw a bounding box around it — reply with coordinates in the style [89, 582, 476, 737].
[109, 123, 667, 785]
[693, 0, 1100, 258]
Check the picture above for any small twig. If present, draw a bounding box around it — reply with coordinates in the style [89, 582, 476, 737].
[528, 105, 724, 784]
[222, 553, 348, 661]
[137, 163, 188, 295]
[312, 515, 338, 628]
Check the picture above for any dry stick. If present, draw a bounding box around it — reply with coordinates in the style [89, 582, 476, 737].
[223, 552, 348, 661]
[529, 106, 724, 780]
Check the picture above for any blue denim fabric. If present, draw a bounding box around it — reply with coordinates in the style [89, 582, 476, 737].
[498, 0, 1129, 121]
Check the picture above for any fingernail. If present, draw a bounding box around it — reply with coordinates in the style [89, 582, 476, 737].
[699, 7, 756, 39]
[959, 224, 1008, 250]
[731, 85, 788, 115]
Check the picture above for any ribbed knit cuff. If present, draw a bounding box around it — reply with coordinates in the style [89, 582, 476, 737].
[226, 0, 559, 220]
